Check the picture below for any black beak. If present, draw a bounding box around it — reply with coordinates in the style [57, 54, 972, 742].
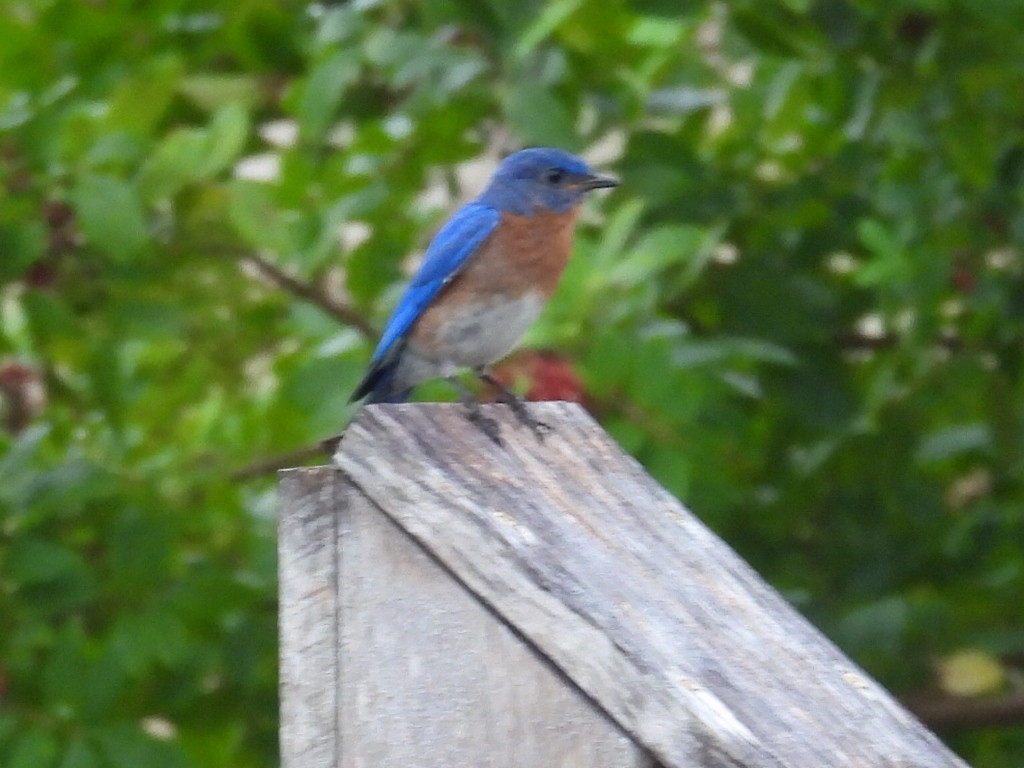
[579, 172, 619, 191]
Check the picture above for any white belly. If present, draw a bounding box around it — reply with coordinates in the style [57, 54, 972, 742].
[433, 291, 546, 368]
[400, 292, 546, 386]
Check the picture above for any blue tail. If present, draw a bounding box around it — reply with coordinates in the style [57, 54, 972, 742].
[349, 345, 413, 404]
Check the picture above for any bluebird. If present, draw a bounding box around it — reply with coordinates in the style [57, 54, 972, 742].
[349, 147, 618, 441]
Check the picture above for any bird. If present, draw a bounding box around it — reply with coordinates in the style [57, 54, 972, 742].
[349, 147, 618, 442]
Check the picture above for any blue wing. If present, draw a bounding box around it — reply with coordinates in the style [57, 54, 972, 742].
[369, 202, 500, 363]
[349, 202, 500, 404]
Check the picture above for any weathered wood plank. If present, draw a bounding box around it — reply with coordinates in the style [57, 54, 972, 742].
[332, 401, 969, 768]
[279, 468, 340, 768]
[280, 464, 655, 767]
[332, 466, 653, 767]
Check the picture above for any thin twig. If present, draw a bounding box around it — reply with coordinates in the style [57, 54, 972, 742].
[230, 434, 345, 481]
[243, 252, 376, 339]
[904, 690, 1024, 730]
[834, 330, 964, 352]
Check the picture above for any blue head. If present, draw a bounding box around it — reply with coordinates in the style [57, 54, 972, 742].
[477, 147, 618, 216]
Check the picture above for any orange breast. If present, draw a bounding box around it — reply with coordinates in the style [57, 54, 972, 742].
[456, 207, 581, 299]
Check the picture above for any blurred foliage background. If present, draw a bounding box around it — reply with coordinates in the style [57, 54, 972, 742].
[2, 0, 1023, 765]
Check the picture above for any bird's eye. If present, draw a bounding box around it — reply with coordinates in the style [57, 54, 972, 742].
[544, 168, 565, 185]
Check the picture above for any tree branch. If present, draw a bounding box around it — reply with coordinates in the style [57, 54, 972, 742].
[903, 690, 1024, 730]
[834, 330, 964, 352]
[230, 434, 345, 482]
[243, 252, 376, 339]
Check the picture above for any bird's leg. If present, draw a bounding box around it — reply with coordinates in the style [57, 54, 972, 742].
[446, 376, 503, 446]
[476, 369, 550, 441]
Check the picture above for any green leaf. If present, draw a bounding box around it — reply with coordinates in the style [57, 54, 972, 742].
[139, 104, 249, 200]
[503, 83, 577, 149]
[107, 54, 183, 136]
[227, 180, 289, 253]
[105, 514, 173, 591]
[72, 175, 148, 261]
[95, 723, 189, 768]
[646, 87, 725, 116]
[838, 596, 910, 657]
[8, 729, 59, 768]
[853, 218, 912, 287]
[203, 103, 251, 178]
[0, 220, 46, 280]
[0, 426, 49, 506]
[628, 16, 687, 49]
[59, 739, 100, 768]
[513, 0, 585, 59]
[178, 74, 264, 112]
[313, 6, 368, 49]
[108, 608, 189, 676]
[606, 224, 715, 289]
[138, 129, 209, 200]
[297, 50, 361, 145]
[7, 537, 85, 586]
[916, 424, 992, 464]
[672, 337, 798, 372]
[732, 6, 817, 58]
[588, 198, 645, 272]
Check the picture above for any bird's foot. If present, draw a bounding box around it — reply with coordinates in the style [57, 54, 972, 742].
[464, 401, 503, 446]
[501, 392, 550, 441]
[476, 370, 551, 442]
[486, 386, 549, 441]
[449, 375, 504, 445]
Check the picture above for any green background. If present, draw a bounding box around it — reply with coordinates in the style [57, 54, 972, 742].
[2, 0, 1023, 765]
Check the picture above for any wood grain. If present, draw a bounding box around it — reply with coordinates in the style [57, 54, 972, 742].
[323, 401, 969, 768]
[279, 468, 340, 768]
[336, 467, 651, 767]
[280, 460, 652, 767]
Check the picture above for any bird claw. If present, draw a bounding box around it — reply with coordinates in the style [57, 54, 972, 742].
[474, 370, 551, 443]
[486, 387, 550, 442]
[464, 403, 504, 446]
[503, 396, 551, 441]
